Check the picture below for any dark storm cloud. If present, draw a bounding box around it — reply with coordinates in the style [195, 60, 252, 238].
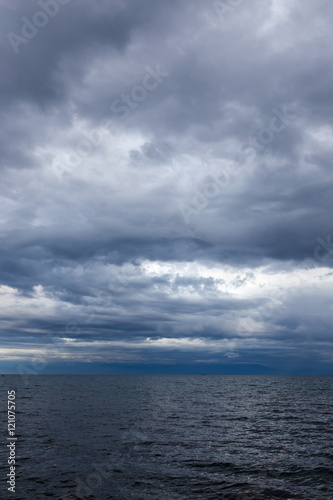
[1, 0, 174, 103]
[0, 0, 332, 373]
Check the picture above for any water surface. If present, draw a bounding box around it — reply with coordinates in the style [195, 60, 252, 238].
[0, 375, 332, 499]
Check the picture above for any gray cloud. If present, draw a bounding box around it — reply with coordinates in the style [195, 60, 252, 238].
[0, 0, 332, 373]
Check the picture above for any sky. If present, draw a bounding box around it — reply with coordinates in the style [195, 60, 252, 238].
[0, 0, 332, 375]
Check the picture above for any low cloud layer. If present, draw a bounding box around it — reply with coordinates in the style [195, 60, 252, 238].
[0, 0, 333, 374]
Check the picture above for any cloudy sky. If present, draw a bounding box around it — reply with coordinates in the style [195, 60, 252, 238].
[1, 0, 333, 374]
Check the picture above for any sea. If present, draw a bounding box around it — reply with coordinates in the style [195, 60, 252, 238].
[0, 375, 332, 499]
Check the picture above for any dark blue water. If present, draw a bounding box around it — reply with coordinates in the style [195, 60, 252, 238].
[0, 375, 332, 499]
